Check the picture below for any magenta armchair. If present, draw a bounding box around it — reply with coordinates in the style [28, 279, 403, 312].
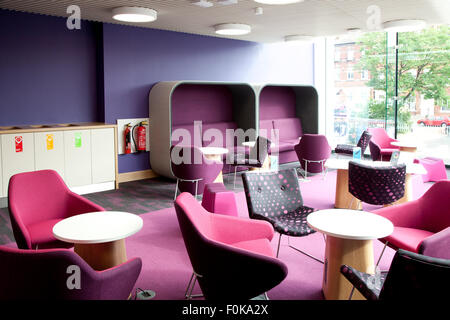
[372, 180, 450, 259]
[367, 128, 400, 161]
[174, 192, 288, 300]
[8, 170, 105, 249]
[0, 246, 142, 300]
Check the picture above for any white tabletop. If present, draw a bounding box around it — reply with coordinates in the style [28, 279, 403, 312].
[307, 209, 394, 240]
[53, 211, 143, 244]
[199, 147, 229, 155]
[391, 141, 417, 148]
[242, 141, 278, 147]
[325, 158, 426, 175]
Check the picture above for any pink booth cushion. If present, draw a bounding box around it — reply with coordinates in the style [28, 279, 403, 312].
[259, 120, 275, 141]
[273, 118, 303, 141]
[202, 121, 238, 148]
[171, 123, 202, 147]
[201, 183, 239, 217]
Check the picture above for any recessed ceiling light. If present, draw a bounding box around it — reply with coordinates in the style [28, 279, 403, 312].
[112, 7, 157, 23]
[382, 19, 426, 32]
[254, 0, 303, 5]
[214, 23, 251, 35]
[284, 35, 314, 42]
[347, 27, 362, 34]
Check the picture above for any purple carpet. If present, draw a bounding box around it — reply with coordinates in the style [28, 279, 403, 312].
[125, 170, 431, 300]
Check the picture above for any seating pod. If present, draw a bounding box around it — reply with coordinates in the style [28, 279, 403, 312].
[149, 81, 257, 179]
[255, 84, 319, 164]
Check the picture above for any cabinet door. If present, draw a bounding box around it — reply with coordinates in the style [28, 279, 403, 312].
[64, 130, 92, 187]
[91, 128, 116, 183]
[1, 133, 35, 196]
[34, 131, 65, 180]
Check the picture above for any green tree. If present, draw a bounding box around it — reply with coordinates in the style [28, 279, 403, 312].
[356, 25, 450, 124]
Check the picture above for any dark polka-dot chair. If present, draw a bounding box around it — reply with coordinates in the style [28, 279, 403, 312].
[340, 249, 450, 300]
[348, 161, 406, 209]
[335, 130, 372, 158]
[242, 168, 323, 263]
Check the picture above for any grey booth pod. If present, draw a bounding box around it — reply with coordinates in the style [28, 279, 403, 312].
[148, 81, 257, 179]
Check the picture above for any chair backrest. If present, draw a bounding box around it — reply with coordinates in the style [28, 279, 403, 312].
[416, 180, 450, 232]
[368, 140, 382, 161]
[0, 246, 141, 300]
[348, 161, 406, 205]
[379, 249, 450, 300]
[8, 170, 72, 228]
[170, 145, 217, 181]
[249, 136, 271, 165]
[367, 128, 392, 148]
[174, 192, 288, 300]
[294, 134, 331, 173]
[356, 130, 372, 154]
[242, 168, 303, 221]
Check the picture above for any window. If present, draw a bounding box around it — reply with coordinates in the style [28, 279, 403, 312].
[347, 68, 354, 80]
[334, 49, 341, 62]
[347, 50, 354, 61]
[361, 70, 369, 80]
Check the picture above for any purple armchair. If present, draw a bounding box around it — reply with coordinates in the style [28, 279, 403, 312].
[8, 170, 105, 250]
[367, 128, 400, 161]
[373, 180, 450, 259]
[294, 134, 331, 179]
[171, 145, 223, 199]
[0, 246, 142, 300]
[174, 192, 288, 300]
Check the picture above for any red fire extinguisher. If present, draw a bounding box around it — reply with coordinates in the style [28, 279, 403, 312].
[133, 121, 148, 152]
[124, 123, 132, 154]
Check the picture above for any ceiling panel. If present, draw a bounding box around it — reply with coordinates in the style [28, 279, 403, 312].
[0, 0, 448, 42]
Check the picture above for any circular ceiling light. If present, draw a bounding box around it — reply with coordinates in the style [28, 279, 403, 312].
[284, 35, 314, 42]
[382, 19, 426, 32]
[214, 23, 251, 35]
[112, 7, 157, 23]
[254, 0, 304, 4]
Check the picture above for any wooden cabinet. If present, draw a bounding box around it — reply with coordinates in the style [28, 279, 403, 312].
[91, 128, 115, 184]
[64, 130, 92, 187]
[1, 133, 35, 196]
[34, 131, 65, 179]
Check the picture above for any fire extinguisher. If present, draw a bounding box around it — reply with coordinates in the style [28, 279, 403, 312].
[132, 121, 148, 152]
[124, 123, 132, 154]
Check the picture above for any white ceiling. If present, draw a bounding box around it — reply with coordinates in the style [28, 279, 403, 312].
[0, 0, 449, 43]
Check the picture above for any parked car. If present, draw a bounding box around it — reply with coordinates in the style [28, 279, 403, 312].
[417, 116, 450, 128]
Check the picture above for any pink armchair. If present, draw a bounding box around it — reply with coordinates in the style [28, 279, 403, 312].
[8, 170, 105, 249]
[174, 192, 288, 300]
[372, 180, 450, 259]
[367, 128, 400, 161]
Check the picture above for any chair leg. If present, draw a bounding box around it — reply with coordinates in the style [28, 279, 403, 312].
[348, 286, 355, 300]
[233, 166, 238, 190]
[184, 272, 195, 298]
[174, 179, 179, 201]
[185, 272, 203, 300]
[376, 241, 388, 267]
[194, 180, 198, 200]
[287, 236, 324, 264]
[276, 233, 282, 258]
[348, 197, 354, 209]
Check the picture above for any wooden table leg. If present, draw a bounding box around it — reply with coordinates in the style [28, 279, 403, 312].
[323, 236, 375, 300]
[74, 239, 128, 271]
[335, 169, 362, 210]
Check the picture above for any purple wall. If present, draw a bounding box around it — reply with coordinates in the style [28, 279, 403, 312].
[102, 23, 314, 173]
[0, 9, 100, 126]
[259, 86, 296, 120]
[171, 84, 233, 125]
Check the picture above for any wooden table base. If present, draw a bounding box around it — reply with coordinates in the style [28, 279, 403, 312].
[74, 239, 128, 271]
[334, 169, 362, 210]
[323, 236, 375, 300]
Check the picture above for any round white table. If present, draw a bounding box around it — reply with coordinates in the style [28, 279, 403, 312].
[199, 147, 229, 182]
[53, 211, 143, 271]
[307, 209, 393, 300]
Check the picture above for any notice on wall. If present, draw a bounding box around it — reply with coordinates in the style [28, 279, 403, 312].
[15, 136, 23, 153]
[74, 132, 82, 148]
[46, 134, 54, 150]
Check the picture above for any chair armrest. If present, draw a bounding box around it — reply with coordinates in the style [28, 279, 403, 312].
[94, 257, 142, 300]
[418, 227, 450, 259]
[210, 214, 275, 244]
[372, 200, 424, 229]
[66, 192, 105, 216]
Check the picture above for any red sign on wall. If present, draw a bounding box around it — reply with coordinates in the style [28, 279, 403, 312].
[15, 136, 23, 153]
